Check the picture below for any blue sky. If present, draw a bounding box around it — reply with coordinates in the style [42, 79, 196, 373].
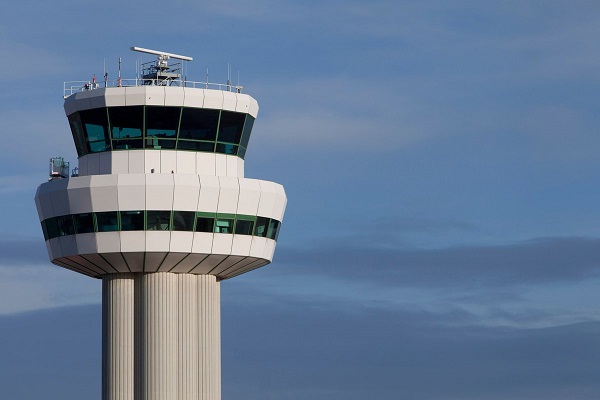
[2, 1, 600, 399]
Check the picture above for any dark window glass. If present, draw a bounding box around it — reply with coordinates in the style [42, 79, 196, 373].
[235, 219, 254, 235]
[267, 219, 280, 240]
[80, 108, 110, 153]
[254, 217, 269, 237]
[146, 210, 171, 231]
[177, 140, 215, 152]
[74, 213, 94, 234]
[238, 147, 247, 159]
[215, 218, 234, 234]
[44, 218, 60, 239]
[240, 116, 254, 150]
[215, 143, 238, 155]
[146, 106, 180, 139]
[217, 111, 245, 144]
[109, 106, 143, 149]
[172, 211, 195, 231]
[68, 113, 88, 156]
[96, 211, 119, 232]
[195, 216, 215, 233]
[120, 211, 144, 231]
[179, 108, 219, 141]
[57, 215, 75, 236]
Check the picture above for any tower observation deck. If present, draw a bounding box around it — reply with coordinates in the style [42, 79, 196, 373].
[34, 47, 287, 400]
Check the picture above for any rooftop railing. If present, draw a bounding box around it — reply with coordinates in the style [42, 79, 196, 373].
[64, 79, 244, 98]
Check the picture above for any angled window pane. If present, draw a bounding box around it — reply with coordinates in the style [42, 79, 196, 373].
[254, 217, 269, 238]
[215, 218, 234, 234]
[120, 211, 144, 231]
[74, 213, 94, 234]
[146, 210, 171, 231]
[57, 215, 75, 236]
[43, 218, 60, 240]
[146, 106, 180, 139]
[109, 106, 143, 149]
[79, 108, 110, 153]
[195, 216, 215, 233]
[179, 108, 219, 141]
[217, 111, 245, 144]
[240, 116, 254, 150]
[177, 140, 215, 152]
[173, 211, 195, 231]
[234, 219, 254, 235]
[68, 112, 88, 156]
[267, 219, 280, 240]
[96, 211, 119, 232]
[215, 143, 238, 155]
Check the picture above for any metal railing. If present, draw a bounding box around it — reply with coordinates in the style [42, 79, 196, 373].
[63, 78, 244, 98]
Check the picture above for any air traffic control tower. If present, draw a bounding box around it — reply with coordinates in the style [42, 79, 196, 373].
[34, 47, 287, 400]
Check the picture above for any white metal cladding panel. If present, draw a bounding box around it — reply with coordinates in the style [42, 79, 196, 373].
[176, 151, 196, 174]
[64, 95, 77, 117]
[145, 86, 165, 106]
[37, 183, 56, 220]
[89, 175, 119, 212]
[248, 97, 259, 118]
[170, 231, 193, 253]
[44, 241, 53, 260]
[212, 234, 233, 255]
[183, 87, 204, 108]
[237, 179, 261, 216]
[226, 155, 238, 177]
[49, 237, 63, 259]
[34, 187, 45, 221]
[124, 86, 146, 106]
[222, 91, 237, 112]
[105, 87, 126, 107]
[144, 150, 161, 173]
[192, 232, 213, 253]
[263, 240, 276, 261]
[120, 231, 146, 252]
[196, 153, 216, 176]
[217, 177, 239, 214]
[173, 175, 200, 211]
[215, 155, 227, 177]
[49, 178, 70, 217]
[95, 232, 121, 253]
[176, 274, 198, 398]
[160, 150, 177, 174]
[129, 151, 145, 174]
[87, 153, 100, 175]
[118, 174, 146, 210]
[164, 87, 185, 106]
[99, 152, 112, 175]
[146, 231, 171, 252]
[89, 88, 107, 109]
[75, 233, 98, 254]
[67, 176, 93, 214]
[78, 156, 88, 176]
[249, 236, 267, 258]
[273, 183, 287, 221]
[146, 174, 174, 210]
[59, 235, 78, 257]
[231, 235, 252, 256]
[257, 180, 278, 218]
[203, 90, 224, 109]
[74, 90, 93, 111]
[236, 158, 244, 178]
[198, 176, 220, 211]
[111, 151, 129, 174]
[235, 93, 250, 113]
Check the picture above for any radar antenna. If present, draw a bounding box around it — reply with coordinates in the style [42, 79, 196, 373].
[131, 46, 193, 86]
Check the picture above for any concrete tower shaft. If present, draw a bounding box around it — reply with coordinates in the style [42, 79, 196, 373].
[34, 59, 287, 400]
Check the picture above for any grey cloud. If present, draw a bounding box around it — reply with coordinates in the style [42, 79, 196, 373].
[0, 237, 48, 266]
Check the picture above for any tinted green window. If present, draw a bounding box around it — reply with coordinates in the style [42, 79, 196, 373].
[172, 211, 195, 231]
[215, 218, 234, 234]
[177, 140, 215, 152]
[68, 113, 88, 157]
[42, 218, 60, 240]
[239, 116, 254, 150]
[57, 215, 75, 236]
[74, 213, 95, 234]
[267, 219, 280, 240]
[215, 143, 238, 155]
[179, 108, 219, 141]
[217, 111, 245, 144]
[234, 219, 254, 235]
[120, 211, 144, 231]
[146, 210, 171, 231]
[96, 211, 119, 232]
[79, 108, 110, 153]
[146, 106, 180, 139]
[254, 217, 269, 237]
[110, 106, 143, 149]
[195, 216, 215, 233]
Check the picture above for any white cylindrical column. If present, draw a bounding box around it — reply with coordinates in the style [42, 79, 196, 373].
[103, 273, 135, 400]
[198, 275, 221, 400]
[178, 274, 198, 400]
